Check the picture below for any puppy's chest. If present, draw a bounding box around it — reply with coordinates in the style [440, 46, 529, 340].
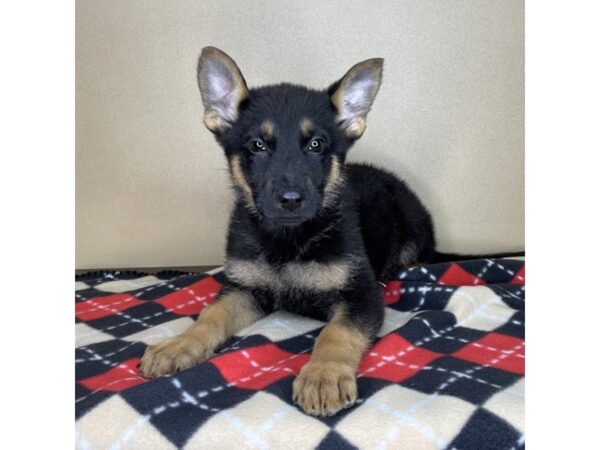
[223, 257, 355, 312]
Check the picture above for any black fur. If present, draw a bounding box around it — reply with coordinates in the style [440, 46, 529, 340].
[197, 47, 523, 341]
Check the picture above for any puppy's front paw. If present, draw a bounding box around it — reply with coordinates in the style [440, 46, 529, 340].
[292, 362, 357, 417]
[140, 334, 213, 378]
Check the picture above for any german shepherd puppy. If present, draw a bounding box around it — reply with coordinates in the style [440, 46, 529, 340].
[140, 47, 520, 416]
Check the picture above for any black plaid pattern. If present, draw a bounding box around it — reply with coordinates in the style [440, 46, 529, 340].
[76, 259, 524, 449]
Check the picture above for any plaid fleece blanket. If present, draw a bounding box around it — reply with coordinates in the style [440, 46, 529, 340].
[75, 259, 525, 450]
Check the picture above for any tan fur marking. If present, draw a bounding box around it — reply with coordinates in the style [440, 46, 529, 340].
[293, 306, 369, 416]
[309, 306, 370, 367]
[299, 117, 314, 137]
[330, 88, 345, 120]
[230, 155, 258, 214]
[140, 290, 261, 378]
[282, 260, 351, 291]
[260, 120, 275, 139]
[203, 111, 223, 132]
[193, 290, 261, 340]
[224, 258, 275, 289]
[224, 256, 356, 292]
[322, 156, 344, 208]
[346, 116, 366, 138]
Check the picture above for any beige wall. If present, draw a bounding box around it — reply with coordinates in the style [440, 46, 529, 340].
[76, 0, 524, 269]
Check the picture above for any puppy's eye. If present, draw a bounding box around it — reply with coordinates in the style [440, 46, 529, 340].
[249, 139, 266, 154]
[308, 139, 324, 154]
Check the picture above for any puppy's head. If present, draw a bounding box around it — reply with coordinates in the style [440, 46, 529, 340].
[197, 46, 383, 228]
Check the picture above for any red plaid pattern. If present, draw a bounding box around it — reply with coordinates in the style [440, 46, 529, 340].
[76, 259, 525, 449]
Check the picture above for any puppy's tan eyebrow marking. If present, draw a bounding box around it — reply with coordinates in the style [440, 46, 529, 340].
[299, 118, 314, 137]
[260, 120, 275, 139]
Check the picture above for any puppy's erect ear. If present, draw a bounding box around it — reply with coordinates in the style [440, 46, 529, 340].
[197, 47, 249, 133]
[329, 58, 383, 139]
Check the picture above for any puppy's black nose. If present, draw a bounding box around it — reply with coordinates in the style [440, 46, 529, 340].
[278, 190, 304, 212]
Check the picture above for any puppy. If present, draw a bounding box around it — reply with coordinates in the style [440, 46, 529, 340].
[140, 47, 518, 416]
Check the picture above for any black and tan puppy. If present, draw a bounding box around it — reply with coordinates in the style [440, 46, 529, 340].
[140, 47, 516, 416]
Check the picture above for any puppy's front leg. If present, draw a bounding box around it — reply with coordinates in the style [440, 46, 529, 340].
[293, 305, 377, 417]
[140, 288, 263, 378]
